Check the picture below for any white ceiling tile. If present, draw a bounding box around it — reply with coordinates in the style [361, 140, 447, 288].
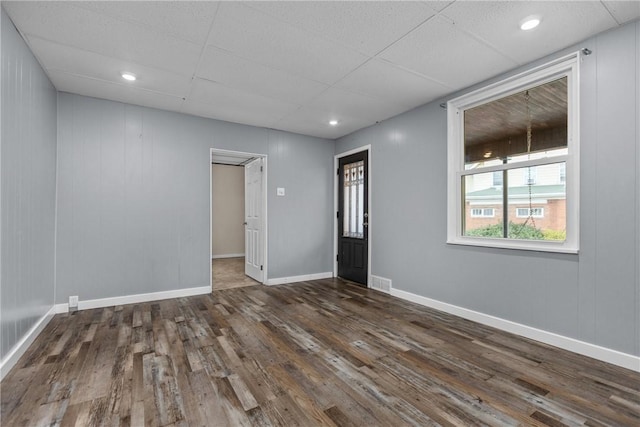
[3, 1, 201, 76]
[75, 1, 220, 44]
[440, 1, 619, 65]
[380, 15, 518, 89]
[206, 2, 369, 85]
[274, 106, 372, 139]
[27, 37, 192, 98]
[245, 1, 437, 56]
[181, 99, 281, 130]
[602, 1, 640, 25]
[307, 87, 411, 124]
[49, 71, 184, 112]
[3, 1, 633, 140]
[196, 46, 328, 105]
[334, 59, 452, 109]
[423, 1, 455, 13]
[183, 78, 301, 127]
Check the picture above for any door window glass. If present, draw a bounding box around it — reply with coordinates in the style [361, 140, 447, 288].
[343, 160, 364, 238]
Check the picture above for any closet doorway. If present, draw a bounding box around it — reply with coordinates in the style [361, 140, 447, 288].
[210, 149, 267, 290]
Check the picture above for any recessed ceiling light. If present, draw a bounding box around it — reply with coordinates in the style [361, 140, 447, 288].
[121, 72, 136, 81]
[520, 17, 541, 31]
[329, 120, 339, 126]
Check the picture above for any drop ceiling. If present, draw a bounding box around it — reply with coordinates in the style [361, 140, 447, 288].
[3, 1, 638, 139]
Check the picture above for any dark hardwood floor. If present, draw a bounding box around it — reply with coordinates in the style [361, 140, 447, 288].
[1, 278, 639, 426]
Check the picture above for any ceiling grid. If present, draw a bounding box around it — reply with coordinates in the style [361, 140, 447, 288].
[3, 0, 638, 139]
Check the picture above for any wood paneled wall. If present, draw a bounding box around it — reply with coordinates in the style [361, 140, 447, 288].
[0, 8, 58, 361]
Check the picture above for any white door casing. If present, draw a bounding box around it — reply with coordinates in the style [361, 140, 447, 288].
[245, 158, 264, 282]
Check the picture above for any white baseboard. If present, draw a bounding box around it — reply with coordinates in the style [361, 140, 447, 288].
[54, 285, 212, 313]
[212, 253, 245, 260]
[0, 306, 56, 380]
[390, 287, 640, 373]
[266, 272, 333, 286]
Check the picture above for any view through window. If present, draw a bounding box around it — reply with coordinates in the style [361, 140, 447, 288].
[462, 77, 568, 242]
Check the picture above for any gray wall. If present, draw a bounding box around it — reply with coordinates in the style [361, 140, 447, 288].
[1, 8, 57, 360]
[267, 129, 335, 278]
[56, 93, 334, 303]
[336, 21, 640, 357]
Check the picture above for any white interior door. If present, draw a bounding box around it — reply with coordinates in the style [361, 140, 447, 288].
[244, 158, 264, 282]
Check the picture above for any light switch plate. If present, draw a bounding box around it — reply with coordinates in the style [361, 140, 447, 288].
[277, 187, 285, 196]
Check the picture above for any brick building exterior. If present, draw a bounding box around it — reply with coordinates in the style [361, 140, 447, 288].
[464, 184, 566, 234]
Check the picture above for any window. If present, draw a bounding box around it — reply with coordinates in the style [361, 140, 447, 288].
[516, 208, 544, 218]
[492, 171, 503, 187]
[447, 53, 579, 253]
[343, 160, 365, 238]
[523, 167, 537, 185]
[471, 208, 495, 218]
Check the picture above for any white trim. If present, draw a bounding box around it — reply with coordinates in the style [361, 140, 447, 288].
[447, 52, 580, 254]
[450, 52, 580, 109]
[334, 145, 372, 287]
[262, 157, 268, 284]
[462, 156, 568, 176]
[212, 253, 245, 260]
[446, 237, 578, 254]
[53, 285, 211, 313]
[266, 272, 333, 286]
[0, 306, 57, 380]
[209, 147, 264, 163]
[210, 157, 213, 292]
[636, 22, 640, 361]
[390, 287, 640, 372]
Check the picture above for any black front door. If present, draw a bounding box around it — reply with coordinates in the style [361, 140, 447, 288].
[338, 151, 368, 286]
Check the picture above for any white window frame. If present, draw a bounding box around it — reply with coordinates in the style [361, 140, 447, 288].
[447, 53, 580, 254]
[516, 207, 544, 218]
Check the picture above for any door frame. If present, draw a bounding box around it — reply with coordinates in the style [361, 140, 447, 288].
[210, 148, 268, 289]
[334, 145, 372, 287]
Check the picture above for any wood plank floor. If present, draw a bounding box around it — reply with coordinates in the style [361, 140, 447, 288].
[1, 278, 639, 426]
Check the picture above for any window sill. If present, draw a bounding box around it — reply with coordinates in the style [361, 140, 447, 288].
[446, 237, 578, 254]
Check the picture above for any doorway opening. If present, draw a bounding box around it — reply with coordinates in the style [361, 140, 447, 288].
[210, 149, 267, 290]
[335, 146, 371, 287]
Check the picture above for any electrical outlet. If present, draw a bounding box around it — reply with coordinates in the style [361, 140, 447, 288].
[69, 295, 78, 308]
